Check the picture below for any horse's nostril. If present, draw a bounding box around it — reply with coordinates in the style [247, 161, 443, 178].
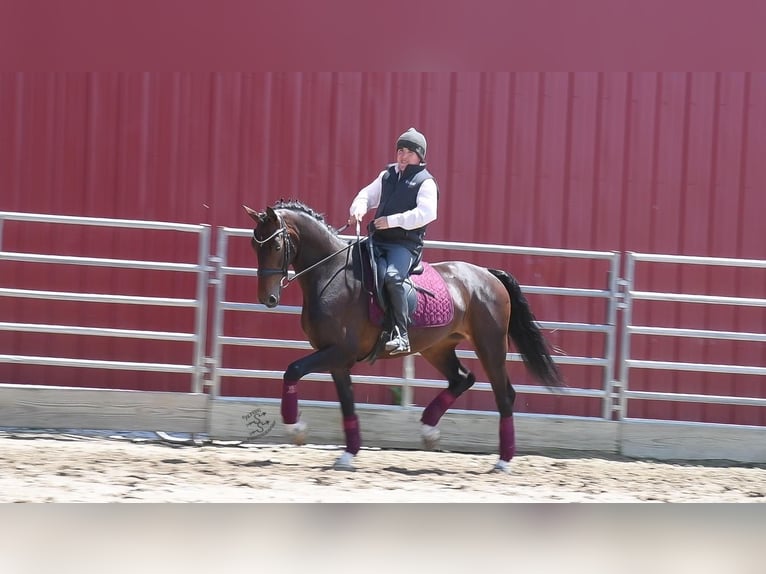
[267, 294, 278, 308]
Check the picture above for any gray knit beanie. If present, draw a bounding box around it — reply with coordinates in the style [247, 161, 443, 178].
[395, 127, 427, 161]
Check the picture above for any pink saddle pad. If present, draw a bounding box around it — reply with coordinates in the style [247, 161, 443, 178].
[369, 262, 454, 328]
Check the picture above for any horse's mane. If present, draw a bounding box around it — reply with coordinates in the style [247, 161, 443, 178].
[272, 199, 339, 234]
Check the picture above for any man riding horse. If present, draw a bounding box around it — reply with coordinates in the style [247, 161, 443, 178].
[347, 127, 438, 355]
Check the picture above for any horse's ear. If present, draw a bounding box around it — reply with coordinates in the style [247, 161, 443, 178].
[243, 205, 265, 222]
[265, 206, 278, 221]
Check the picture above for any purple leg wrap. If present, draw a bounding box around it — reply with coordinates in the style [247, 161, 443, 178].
[420, 389, 458, 427]
[499, 415, 516, 462]
[343, 415, 361, 455]
[281, 379, 299, 424]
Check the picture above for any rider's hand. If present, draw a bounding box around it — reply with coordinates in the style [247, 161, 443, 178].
[349, 211, 365, 227]
[372, 217, 390, 230]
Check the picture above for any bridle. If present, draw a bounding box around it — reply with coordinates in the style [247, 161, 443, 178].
[252, 212, 292, 288]
[253, 212, 363, 290]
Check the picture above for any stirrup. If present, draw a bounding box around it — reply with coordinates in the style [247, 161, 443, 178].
[385, 333, 410, 355]
[387, 340, 410, 355]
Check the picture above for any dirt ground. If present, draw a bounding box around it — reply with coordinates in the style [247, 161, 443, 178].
[1, 430, 764, 502]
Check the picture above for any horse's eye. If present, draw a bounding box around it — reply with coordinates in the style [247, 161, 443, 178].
[274, 238, 282, 251]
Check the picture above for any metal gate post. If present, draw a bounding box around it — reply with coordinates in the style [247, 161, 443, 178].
[208, 228, 229, 398]
[616, 252, 636, 454]
[192, 225, 211, 394]
[602, 251, 621, 420]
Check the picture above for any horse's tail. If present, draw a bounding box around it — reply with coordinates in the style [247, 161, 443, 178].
[487, 268, 565, 390]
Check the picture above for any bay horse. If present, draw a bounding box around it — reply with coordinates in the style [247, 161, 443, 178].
[244, 200, 564, 472]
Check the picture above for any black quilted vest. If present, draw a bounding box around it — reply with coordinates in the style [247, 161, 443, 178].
[373, 163, 435, 252]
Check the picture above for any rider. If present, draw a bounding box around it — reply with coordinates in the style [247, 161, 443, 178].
[348, 127, 438, 355]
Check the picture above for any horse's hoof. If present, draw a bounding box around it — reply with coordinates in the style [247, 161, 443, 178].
[284, 421, 307, 446]
[333, 451, 356, 471]
[492, 459, 511, 474]
[421, 424, 440, 450]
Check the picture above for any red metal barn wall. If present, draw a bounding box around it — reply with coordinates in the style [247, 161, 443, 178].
[1, 73, 764, 424]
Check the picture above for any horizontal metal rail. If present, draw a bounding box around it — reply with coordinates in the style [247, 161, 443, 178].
[219, 266, 259, 277]
[221, 227, 620, 260]
[0, 251, 202, 272]
[0, 288, 197, 307]
[629, 252, 766, 268]
[214, 368, 604, 399]
[218, 303, 610, 334]
[0, 354, 195, 373]
[623, 390, 766, 407]
[631, 290, 766, 307]
[217, 335, 609, 367]
[0, 322, 195, 341]
[626, 360, 766, 376]
[219, 302, 301, 313]
[416, 237, 617, 261]
[628, 326, 766, 342]
[0, 211, 205, 232]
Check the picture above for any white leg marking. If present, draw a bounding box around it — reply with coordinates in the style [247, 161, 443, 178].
[284, 421, 307, 445]
[333, 451, 355, 470]
[421, 423, 440, 450]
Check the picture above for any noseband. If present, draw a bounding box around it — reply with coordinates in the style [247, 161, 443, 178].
[253, 214, 292, 288]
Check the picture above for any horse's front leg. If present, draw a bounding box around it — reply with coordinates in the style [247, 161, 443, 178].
[280, 347, 353, 451]
[330, 368, 359, 470]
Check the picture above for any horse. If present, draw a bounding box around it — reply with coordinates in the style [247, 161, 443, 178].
[244, 200, 564, 472]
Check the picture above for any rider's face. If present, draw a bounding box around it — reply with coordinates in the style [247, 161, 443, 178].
[396, 147, 420, 171]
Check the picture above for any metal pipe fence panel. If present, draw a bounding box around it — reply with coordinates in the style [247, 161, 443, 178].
[210, 226, 621, 420]
[619, 252, 766, 425]
[0, 212, 212, 393]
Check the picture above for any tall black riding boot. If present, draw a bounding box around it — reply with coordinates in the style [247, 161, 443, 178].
[384, 281, 410, 355]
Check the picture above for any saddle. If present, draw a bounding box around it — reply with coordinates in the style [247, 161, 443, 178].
[357, 235, 454, 362]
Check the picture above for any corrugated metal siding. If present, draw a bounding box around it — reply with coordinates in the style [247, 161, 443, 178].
[1, 73, 764, 423]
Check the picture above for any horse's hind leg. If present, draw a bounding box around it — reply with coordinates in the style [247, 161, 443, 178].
[472, 334, 517, 473]
[419, 342, 476, 449]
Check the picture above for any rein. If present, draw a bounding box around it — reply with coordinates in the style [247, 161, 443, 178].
[287, 238, 363, 285]
[255, 216, 363, 288]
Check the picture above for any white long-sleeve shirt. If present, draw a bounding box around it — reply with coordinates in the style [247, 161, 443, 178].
[349, 168, 438, 230]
